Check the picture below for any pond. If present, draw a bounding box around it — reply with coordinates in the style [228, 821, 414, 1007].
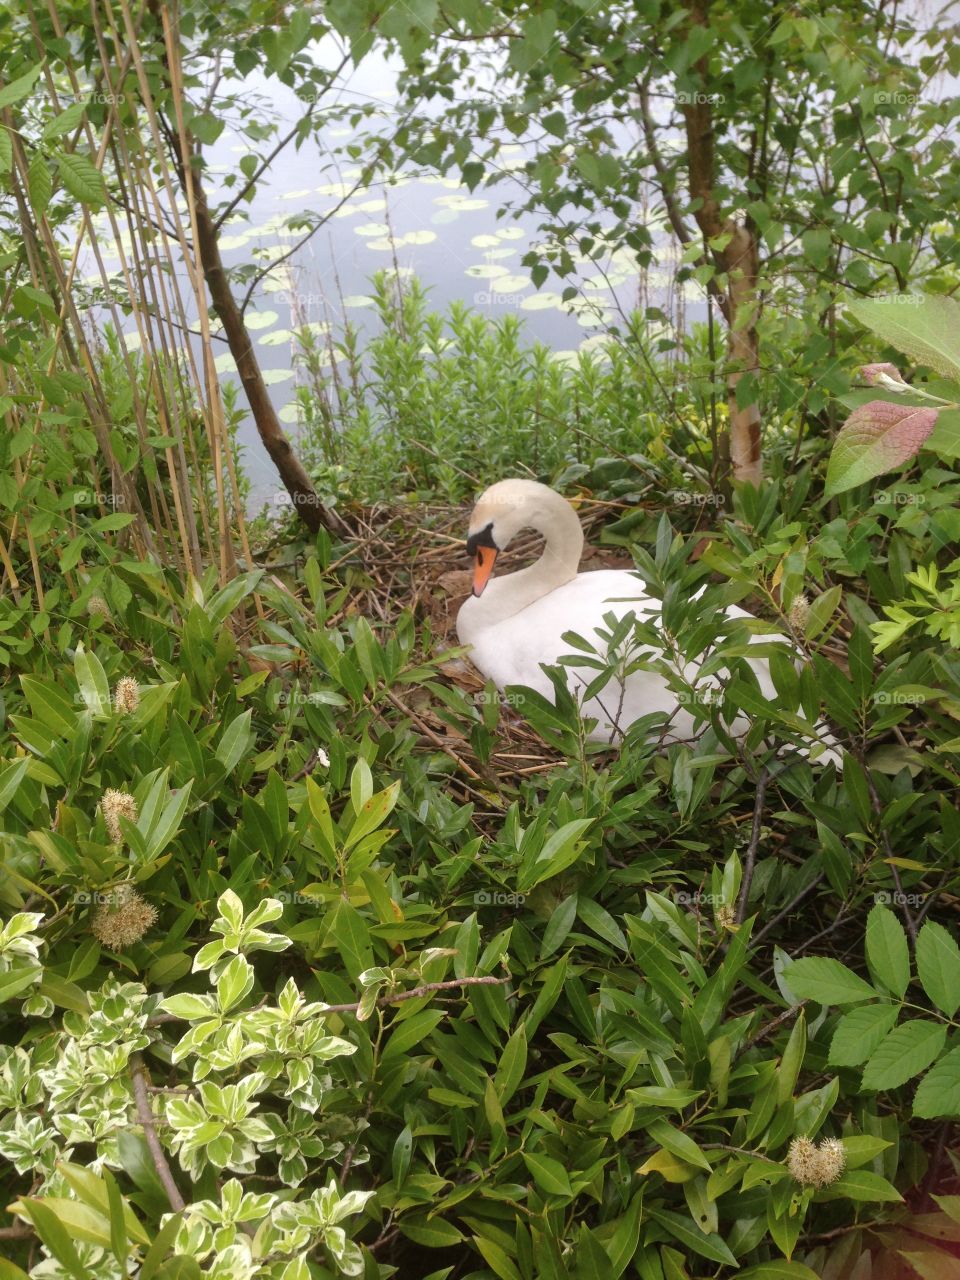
[85, 46, 698, 510]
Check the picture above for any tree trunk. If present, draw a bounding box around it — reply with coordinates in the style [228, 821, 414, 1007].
[145, 3, 349, 540]
[185, 177, 351, 535]
[681, 6, 763, 489]
[723, 225, 762, 488]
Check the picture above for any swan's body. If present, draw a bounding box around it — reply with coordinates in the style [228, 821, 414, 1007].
[456, 479, 839, 761]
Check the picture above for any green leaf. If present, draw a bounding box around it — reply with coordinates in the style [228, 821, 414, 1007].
[28, 150, 53, 216]
[0, 965, 41, 1003]
[829, 1002, 900, 1067]
[75, 644, 111, 717]
[777, 1010, 806, 1104]
[647, 1117, 711, 1172]
[345, 780, 400, 850]
[216, 955, 254, 1013]
[647, 1208, 738, 1266]
[577, 896, 626, 950]
[801, 228, 832, 269]
[540, 893, 576, 958]
[474, 1236, 522, 1280]
[143, 780, 192, 863]
[840, 1135, 894, 1168]
[42, 101, 86, 140]
[522, 1151, 572, 1197]
[391, 1125, 412, 1189]
[18, 1199, 89, 1280]
[517, 817, 593, 892]
[785, 957, 878, 1005]
[20, 675, 78, 736]
[926, 408, 960, 458]
[90, 512, 135, 532]
[139, 1212, 186, 1280]
[215, 710, 253, 773]
[0, 757, 29, 813]
[56, 151, 106, 208]
[324, 900, 372, 983]
[0, 1259, 31, 1280]
[819, 1170, 903, 1202]
[206, 571, 264, 626]
[103, 1168, 129, 1266]
[494, 1023, 527, 1106]
[739, 1265, 822, 1280]
[847, 294, 960, 381]
[38, 973, 90, 1015]
[916, 920, 960, 1016]
[0, 65, 43, 111]
[861, 1020, 947, 1091]
[865, 904, 910, 997]
[603, 1193, 644, 1277]
[914, 1045, 960, 1118]
[399, 1216, 465, 1248]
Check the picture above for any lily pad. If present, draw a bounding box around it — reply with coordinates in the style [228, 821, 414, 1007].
[496, 226, 525, 241]
[246, 310, 279, 331]
[400, 229, 436, 245]
[491, 274, 532, 292]
[575, 310, 614, 328]
[343, 295, 376, 308]
[471, 234, 501, 248]
[465, 263, 511, 279]
[278, 402, 301, 424]
[218, 234, 250, 251]
[258, 329, 293, 347]
[520, 292, 564, 312]
[215, 352, 238, 374]
[262, 368, 294, 386]
[435, 195, 489, 211]
[355, 222, 390, 237]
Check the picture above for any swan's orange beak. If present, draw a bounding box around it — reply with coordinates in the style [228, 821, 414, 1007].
[472, 545, 498, 597]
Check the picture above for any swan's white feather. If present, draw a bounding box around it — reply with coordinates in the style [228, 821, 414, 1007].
[458, 569, 777, 743]
[455, 479, 841, 764]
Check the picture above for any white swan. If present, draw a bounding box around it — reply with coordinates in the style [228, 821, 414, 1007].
[456, 478, 840, 762]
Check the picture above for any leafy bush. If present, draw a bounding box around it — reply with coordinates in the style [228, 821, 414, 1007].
[284, 272, 808, 505]
[1, 472, 959, 1278]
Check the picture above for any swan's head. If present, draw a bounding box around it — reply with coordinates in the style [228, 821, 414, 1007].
[465, 479, 580, 597]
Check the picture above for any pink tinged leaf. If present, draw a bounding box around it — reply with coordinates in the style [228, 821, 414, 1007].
[860, 363, 906, 386]
[825, 400, 939, 497]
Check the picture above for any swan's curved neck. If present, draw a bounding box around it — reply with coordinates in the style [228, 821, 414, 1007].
[480, 496, 584, 624]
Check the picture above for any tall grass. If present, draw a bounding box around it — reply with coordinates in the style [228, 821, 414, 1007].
[283, 272, 731, 503]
